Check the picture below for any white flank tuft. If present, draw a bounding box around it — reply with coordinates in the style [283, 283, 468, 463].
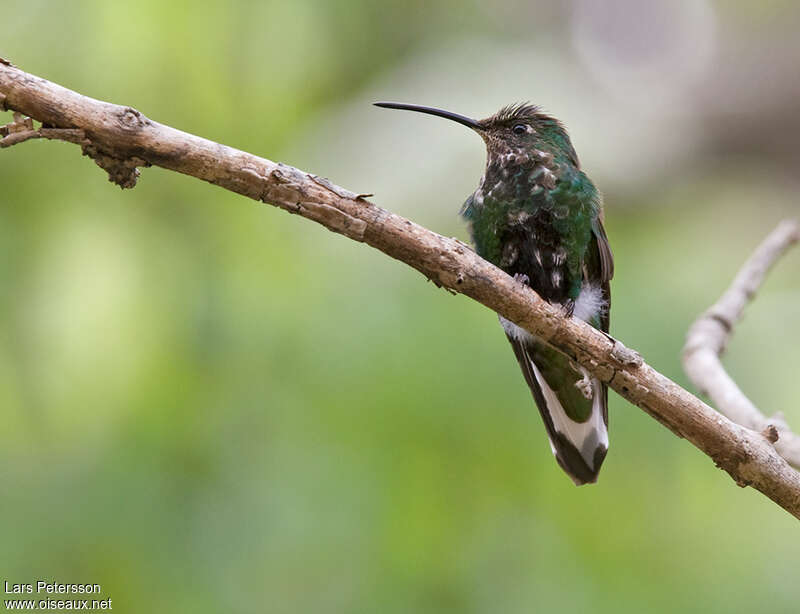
[573, 284, 606, 323]
[499, 315, 535, 345]
[499, 283, 606, 342]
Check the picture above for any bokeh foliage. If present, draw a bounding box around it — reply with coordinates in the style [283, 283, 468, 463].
[1, 1, 799, 612]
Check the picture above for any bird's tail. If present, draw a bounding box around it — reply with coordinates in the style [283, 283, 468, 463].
[503, 321, 608, 485]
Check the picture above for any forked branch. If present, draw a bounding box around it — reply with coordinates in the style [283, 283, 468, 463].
[683, 220, 800, 467]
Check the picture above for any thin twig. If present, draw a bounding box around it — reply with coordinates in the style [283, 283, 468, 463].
[0, 125, 87, 148]
[2, 60, 800, 518]
[683, 220, 800, 466]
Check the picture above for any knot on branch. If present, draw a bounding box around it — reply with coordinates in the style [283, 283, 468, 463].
[762, 424, 780, 444]
[610, 340, 643, 368]
[117, 106, 149, 132]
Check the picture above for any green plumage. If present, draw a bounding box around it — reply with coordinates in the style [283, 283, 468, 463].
[462, 161, 600, 304]
[375, 101, 614, 485]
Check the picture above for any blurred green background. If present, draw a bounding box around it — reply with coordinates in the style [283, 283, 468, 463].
[2, 1, 799, 612]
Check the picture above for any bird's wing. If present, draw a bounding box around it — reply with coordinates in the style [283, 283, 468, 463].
[500, 217, 613, 485]
[591, 217, 614, 284]
[585, 216, 613, 427]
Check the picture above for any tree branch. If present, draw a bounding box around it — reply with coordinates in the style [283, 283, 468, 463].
[683, 220, 800, 467]
[2, 59, 799, 518]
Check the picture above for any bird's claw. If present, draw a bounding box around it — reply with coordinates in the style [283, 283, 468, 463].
[562, 299, 575, 318]
[513, 273, 530, 286]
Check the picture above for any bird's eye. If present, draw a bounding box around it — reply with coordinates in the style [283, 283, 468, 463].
[512, 123, 528, 135]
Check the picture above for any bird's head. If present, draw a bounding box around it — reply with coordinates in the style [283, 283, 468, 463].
[374, 101, 580, 168]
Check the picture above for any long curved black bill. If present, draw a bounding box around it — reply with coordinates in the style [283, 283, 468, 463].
[373, 102, 481, 130]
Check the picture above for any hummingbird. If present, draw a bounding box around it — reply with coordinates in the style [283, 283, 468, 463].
[375, 101, 614, 485]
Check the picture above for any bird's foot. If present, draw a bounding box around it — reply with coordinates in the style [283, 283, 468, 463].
[562, 298, 575, 318]
[574, 371, 594, 400]
[513, 273, 530, 286]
